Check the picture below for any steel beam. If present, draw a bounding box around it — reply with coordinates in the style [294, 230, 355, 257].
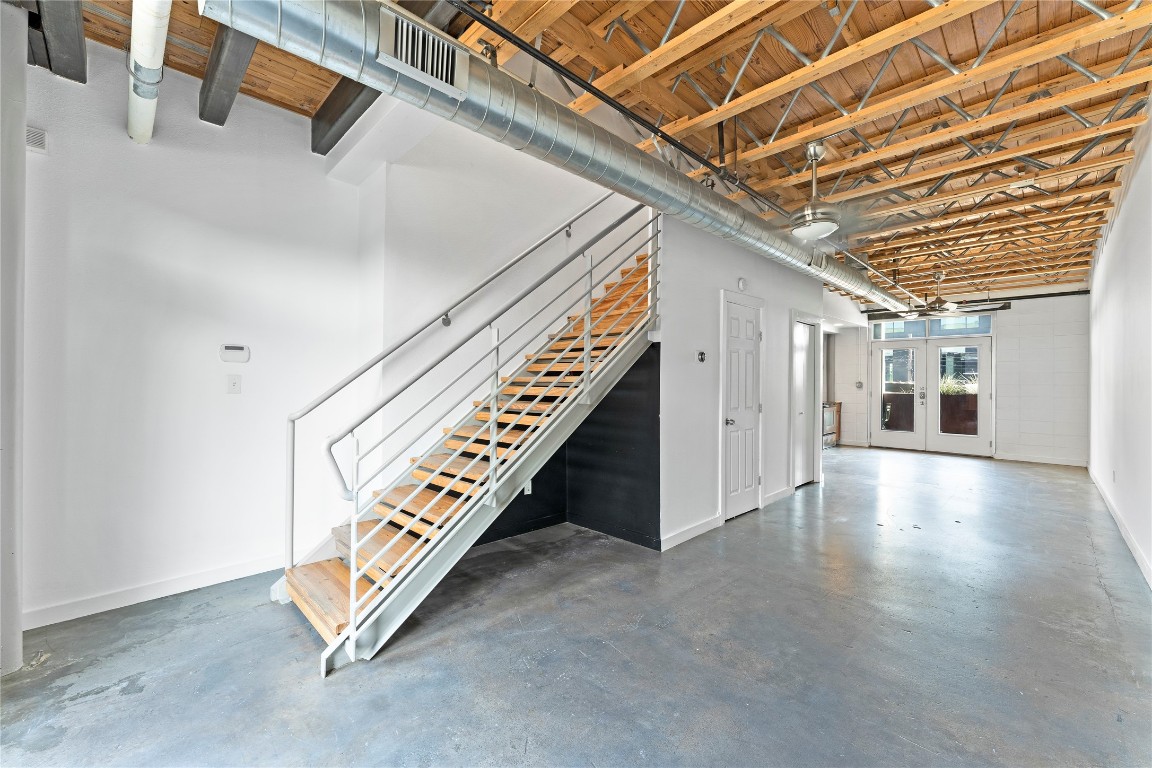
[37, 0, 85, 83]
[198, 24, 258, 126]
[311, 76, 381, 156]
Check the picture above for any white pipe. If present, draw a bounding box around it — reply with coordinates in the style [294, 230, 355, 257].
[128, 0, 173, 144]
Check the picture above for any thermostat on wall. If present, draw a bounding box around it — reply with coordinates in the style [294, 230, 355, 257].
[219, 344, 250, 363]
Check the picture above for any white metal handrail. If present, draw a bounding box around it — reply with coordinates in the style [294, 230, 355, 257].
[328, 205, 662, 653]
[283, 192, 617, 569]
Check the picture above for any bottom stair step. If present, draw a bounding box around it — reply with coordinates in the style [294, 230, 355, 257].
[286, 558, 378, 645]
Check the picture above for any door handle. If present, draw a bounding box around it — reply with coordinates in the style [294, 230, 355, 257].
[725, 418, 735, 426]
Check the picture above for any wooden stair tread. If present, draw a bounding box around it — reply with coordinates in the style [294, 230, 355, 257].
[375, 484, 461, 521]
[286, 558, 377, 645]
[416, 453, 490, 481]
[473, 399, 553, 413]
[448, 423, 534, 443]
[332, 521, 424, 582]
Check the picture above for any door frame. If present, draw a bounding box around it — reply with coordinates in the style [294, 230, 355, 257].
[789, 310, 824, 488]
[719, 290, 765, 518]
[867, 332, 996, 456]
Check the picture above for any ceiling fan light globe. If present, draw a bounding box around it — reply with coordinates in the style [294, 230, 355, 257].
[790, 203, 840, 240]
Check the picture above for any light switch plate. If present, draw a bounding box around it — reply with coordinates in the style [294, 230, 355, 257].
[226, 374, 242, 394]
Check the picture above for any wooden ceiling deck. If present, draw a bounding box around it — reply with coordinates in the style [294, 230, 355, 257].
[462, 0, 1152, 301]
[80, 1, 1150, 302]
[81, 1, 340, 116]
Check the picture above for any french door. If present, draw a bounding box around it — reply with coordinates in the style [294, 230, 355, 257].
[871, 337, 993, 456]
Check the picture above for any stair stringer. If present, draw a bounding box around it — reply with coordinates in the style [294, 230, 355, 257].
[321, 324, 654, 676]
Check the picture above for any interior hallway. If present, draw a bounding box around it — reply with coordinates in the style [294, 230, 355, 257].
[2, 448, 1148, 767]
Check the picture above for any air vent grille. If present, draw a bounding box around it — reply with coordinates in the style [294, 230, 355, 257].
[26, 126, 48, 154]
[378, 7, 468, 100]
[394, 16, 456, 86]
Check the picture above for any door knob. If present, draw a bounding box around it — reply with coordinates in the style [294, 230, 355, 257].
[725, 418, 735, 425]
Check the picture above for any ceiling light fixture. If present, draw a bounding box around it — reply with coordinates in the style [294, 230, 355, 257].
[791, 141, 840, 240]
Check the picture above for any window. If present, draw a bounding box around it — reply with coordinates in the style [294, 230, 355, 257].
[872, 320, 926, 340]
[929, 315, 992, 337]
[872, 315, 991, 340]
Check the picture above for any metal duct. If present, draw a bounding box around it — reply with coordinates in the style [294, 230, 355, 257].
[196, 0, 908, 311]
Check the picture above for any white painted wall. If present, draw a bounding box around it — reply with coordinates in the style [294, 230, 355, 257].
[830, 326, 869, 446]
[658, 217, 824, 548]
[1089, 125, 1151, 588]
[21, 44, 366, 628]
[1, 2, 28, 672]
[993, 295, 1090, 467]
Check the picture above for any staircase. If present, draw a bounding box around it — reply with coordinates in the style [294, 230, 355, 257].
[278, 197, 661, 675]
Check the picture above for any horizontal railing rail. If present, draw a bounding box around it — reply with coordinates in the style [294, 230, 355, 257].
[329, 204, 662, 657]
[284, 192, 618, 570]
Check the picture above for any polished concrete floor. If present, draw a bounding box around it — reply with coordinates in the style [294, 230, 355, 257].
[2, 448, 1150, 766]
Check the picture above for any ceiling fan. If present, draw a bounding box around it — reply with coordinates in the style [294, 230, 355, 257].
[867, 272, 1011, 320]
[786, 140, 872, 242]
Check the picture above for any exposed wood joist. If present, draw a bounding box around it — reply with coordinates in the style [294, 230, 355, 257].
[648, 0, 998, 143]
[39, 0, 87, 83]
[862, 152, 1133, 219]
[867, 224, 1105, 262]
[198, 24, 259, 126]
[567, 0, 783, 114]
[885, 247, 1097, 279]
[492, 1, 579, 65]
[858, 203, 1114, 251]
[822, 117, 1143, 206]
[551, 1, 657, 66]
[726, 6, 1152, 168]
[856, 182, 1122, 239]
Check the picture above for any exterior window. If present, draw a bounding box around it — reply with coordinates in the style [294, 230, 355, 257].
[872, 320, 927, 340]
[929, 315, 992, 336]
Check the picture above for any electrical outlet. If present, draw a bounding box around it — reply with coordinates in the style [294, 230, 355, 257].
[226, 374, 242, 395]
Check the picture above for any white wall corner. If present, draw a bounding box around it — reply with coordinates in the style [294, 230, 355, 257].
[1089, 467, 1152, 590]
[660, 515, 723, 551]
[325, 94, 443, 186]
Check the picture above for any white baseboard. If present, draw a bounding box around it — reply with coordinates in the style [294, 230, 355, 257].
[22, 554, 282, 630]
[760, 486, 793, 507]
[661, 515, 722, 551]
[994, 451, 1087, 467]
[835, 440, 868, 447]
[1089, 467, 1152, 590]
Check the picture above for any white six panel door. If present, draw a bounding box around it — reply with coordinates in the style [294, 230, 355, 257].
[723, 301, 761, 519]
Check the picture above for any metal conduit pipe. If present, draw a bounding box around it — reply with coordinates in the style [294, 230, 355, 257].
[196, 0, 909, 312]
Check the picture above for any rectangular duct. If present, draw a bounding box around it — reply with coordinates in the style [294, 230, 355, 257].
[378, 6, 468, 100]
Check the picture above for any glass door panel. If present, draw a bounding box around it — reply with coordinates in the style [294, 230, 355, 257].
[880, 348, 916, 432]
[871, 341, 925, 450]
[925, 337, 993, 456]
[937, 345, 979, 436]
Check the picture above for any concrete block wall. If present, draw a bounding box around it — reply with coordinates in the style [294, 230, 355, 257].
[993, 294, 1090, 466]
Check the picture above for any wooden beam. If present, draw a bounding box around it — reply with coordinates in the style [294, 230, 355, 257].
[546, 14, 698, 119]
[853, 182, 1121, 239]
[552, 2, 656, 65]
[494, 1, 580, 65]
[731, 60, 1152, 197]
[199, 25, 259, 127]
[889, 251, 1096, 284]
[823, 117, 1143, 206]
[894, 262, 1095, 291]
[862, 153, 1133, 219]
[568, 1, 784, 114]
[857, 204, 1113, 252]
[867, 224, 1104, 262]
[459, 1, 546, 52]
[652, 0, 998, 142]
[911, 264, 1093, 291]
[726, 5, 1152, 167]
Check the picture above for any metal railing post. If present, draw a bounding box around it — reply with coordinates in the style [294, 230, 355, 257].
[581, 247, 593, 403]
[488, 324, 499, 504]
[348, 433, 360, 652]
[285, 420, 295, 571]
